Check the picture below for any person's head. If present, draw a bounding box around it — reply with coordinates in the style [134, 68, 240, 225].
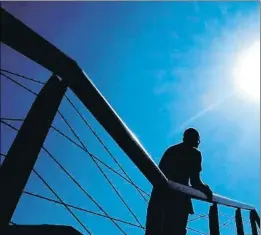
[183, 128, 200, 148]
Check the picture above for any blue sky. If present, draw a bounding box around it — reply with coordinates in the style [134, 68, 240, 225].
[1, 2, 260, 235]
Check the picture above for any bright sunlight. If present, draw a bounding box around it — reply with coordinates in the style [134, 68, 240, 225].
[234, 41, 260, 101]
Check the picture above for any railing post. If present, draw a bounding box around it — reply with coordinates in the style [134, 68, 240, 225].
[235, 209, 244, 235]
[250, 210, 259, 235]
[253, 210, 260, 228]
[0, 75, 67, 229]
[209, 203, 220, 235]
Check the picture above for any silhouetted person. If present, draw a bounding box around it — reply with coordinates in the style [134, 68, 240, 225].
[145, 128, 213, 235]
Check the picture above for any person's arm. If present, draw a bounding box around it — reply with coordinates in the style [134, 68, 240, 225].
[190, 151, 213, 200]
[190, 171, 212, 198]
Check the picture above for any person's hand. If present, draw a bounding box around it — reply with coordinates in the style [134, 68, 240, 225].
[202, 184, 213, 201]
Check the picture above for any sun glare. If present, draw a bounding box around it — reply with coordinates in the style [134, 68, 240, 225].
[234, 41, 260, 101]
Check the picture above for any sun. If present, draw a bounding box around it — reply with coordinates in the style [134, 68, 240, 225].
[234, 41, 260, 101]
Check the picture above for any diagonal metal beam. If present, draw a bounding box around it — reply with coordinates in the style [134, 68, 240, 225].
[0, 75, 67, 228]
[1, 6, 168, 189]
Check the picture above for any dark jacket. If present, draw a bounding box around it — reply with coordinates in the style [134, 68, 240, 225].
[152, 143, 202, 214]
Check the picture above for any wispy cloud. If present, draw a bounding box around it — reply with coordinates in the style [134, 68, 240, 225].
[219, 3, 229, 16]
[154, 5, 259, 141]
[171, 67, 190, 80]
[187, 16, 200, 24]
[154, 69, 167, 81]
[171, 31, 180, 40]
[153, 66, 191, 96]
[192, 1, 200, 14]
[170, 49, 183, 60]
[153, 80, 177, 95]
[204, 18, 219, 33]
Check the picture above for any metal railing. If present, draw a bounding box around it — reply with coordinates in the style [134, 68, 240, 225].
[0, 7, 260, 235]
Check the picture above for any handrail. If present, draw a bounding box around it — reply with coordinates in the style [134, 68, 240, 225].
[168, 181, 255, 210]
[1, 7, 258, 213]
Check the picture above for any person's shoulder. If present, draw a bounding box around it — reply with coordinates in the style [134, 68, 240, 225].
[167, 143, 183, 151]
[163, 143, 181, 155]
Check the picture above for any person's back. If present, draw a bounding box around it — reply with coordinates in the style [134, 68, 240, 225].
[159, 142, 202, 186]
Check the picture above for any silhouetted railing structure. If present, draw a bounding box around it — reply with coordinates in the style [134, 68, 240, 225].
[0, 7, 260, 235]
